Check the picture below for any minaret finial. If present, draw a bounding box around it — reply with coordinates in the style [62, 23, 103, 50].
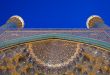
[86, 15, 104, 29]
[6, 15, 24, 28]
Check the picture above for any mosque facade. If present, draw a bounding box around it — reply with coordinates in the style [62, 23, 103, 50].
[0, 15, 110, 75]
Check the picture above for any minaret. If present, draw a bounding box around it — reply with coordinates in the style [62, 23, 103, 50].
[1, 15, 24, 29]
[0, 15, 24, 34]
[86, 15, 108, 29]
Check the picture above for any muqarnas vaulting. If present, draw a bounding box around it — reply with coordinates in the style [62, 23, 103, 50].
[0, 15, 110, 75]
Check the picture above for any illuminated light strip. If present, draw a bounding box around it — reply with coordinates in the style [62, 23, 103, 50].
[4, 29, 105, 33]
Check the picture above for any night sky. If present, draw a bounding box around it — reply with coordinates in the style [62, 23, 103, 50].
[0, 0, 110, 28]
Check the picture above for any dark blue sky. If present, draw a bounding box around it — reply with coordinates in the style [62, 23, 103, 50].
[0, 0, 110, 28]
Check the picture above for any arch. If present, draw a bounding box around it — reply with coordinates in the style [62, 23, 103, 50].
[0, 33, 110, 50]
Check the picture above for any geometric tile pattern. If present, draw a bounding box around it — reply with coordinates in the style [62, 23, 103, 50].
[0, 39, 110, 75]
